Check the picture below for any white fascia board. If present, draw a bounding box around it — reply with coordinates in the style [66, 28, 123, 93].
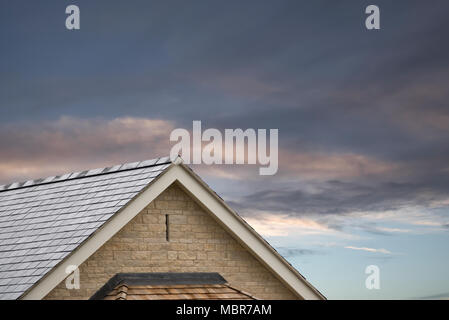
[21, 163, 324, 300]
[174, 164, 325, 300]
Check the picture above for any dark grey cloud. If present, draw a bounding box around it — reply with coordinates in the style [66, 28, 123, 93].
[2, 0, 449, 128]
[229, 177, 449, 217]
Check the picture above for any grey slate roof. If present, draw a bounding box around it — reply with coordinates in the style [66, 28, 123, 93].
[0, 156, 172, 300]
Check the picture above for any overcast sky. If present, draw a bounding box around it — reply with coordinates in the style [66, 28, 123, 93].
[1, 0, 449, 299]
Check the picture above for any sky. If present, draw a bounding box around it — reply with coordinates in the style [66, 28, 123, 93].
[1, 0, 449, 299]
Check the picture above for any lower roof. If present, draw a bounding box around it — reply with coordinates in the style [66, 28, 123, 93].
[92, 273, 257, 300]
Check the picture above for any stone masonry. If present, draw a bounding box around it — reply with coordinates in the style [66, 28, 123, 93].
[44, 183, 298, 299]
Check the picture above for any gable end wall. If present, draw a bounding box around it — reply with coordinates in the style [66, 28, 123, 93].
[44, 184, 298, 300]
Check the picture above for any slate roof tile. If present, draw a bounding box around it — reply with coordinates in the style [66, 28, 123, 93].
[0, 156, 172, 299]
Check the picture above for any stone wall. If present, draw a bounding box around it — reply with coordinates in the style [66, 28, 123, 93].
[44, 184, 298, 300]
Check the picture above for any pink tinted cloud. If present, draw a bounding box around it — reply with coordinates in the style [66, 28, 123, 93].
[0, 116, 175, 183]
[194, 149, 399, 182]
[0, 115, 400, 186]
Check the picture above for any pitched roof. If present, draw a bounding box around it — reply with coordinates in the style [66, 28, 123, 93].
[0, 156, 325, 300]
[91, 273, 257, 300]
[0, 157, 171, 300]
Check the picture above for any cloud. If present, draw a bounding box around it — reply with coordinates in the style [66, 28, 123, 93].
[230, 179, 449, 217]
[0, 116, 175, 183]
[2, 115, 448, 240]
[194, 150, 397, 182]
[370, 227, 410, 234]
[344, 246, 392, 255]
[242, 212, 351, 238]
[278, 151, 399, 180]
[353, 223, 412, 236]
[276, 247, 324, 258]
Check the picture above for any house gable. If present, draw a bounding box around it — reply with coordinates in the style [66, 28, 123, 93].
[20, 161, 324, 300]
[44, 183, 297, 299]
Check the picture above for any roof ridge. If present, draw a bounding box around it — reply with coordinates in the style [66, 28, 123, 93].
[0, 156, 171, 193]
